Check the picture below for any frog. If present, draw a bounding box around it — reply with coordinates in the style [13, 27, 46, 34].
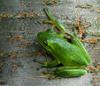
[36, 8, 91, 77]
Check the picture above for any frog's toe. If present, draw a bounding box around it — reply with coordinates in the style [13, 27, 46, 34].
[42, 62, 48, 68]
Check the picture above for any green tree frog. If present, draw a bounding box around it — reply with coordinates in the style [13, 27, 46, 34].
[37, 8, 91, 77]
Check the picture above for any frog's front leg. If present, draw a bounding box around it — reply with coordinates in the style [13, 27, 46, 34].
[42, 60, 60, 68]
[54, 66, 87, 77]
[34, 59, 60, 68]
[43, 20, 56, 28]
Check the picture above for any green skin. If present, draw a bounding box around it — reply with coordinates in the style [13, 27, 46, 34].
[37, 8, 91, 77]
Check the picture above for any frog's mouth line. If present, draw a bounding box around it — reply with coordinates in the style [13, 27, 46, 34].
[37, 38, 48, 50]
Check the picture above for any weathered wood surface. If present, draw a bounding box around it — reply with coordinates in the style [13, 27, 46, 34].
[0, 0, 100, 86]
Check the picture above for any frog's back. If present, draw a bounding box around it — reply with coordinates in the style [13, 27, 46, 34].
[37, 30, 91, 66]
[47, 37, 90, 67]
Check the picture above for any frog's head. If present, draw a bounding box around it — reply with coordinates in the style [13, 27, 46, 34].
[37, 30, 52, 48]
[37, 29, 55, 46]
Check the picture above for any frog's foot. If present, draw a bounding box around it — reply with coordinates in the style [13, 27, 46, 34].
[42, 60, 60, 68]
[54, 67, 87, 77]
[42, 19, 56, 28]
[44, 8, 66, 33]
[33, 59, 50, 67]
[81, 38, 97, 44]
[86, 65, 98, 73]
[33, 59, 44, 64]
[34, 59, 60, 68]
[42, 20, 54, 25]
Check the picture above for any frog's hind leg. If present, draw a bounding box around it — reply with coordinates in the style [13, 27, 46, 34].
[54, 67, 87, 77]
